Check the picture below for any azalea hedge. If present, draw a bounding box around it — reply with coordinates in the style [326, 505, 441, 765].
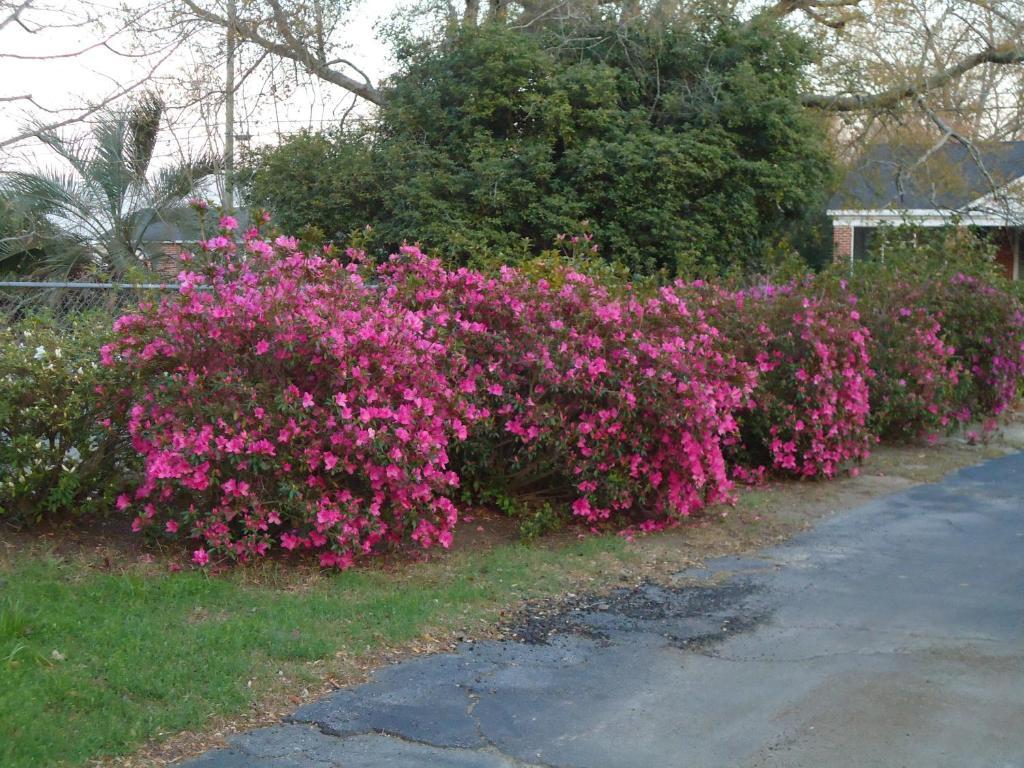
[5, 217, 1024, 567]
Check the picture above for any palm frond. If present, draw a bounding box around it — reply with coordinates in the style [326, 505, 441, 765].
[34, 129, 91, 179]
[0, 193, 94, 279]
[1, 170, 104, 236]
[127, 92, 163, 181]
[0, 228, 44, 275]
[150, 154, 217, 210]
[90, 113, 133, 220]
[31, 233, 96, 281]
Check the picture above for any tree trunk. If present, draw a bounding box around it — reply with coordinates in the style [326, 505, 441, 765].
[488, 0, 507, 23]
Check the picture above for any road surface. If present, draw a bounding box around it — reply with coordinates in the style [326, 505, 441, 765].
[185, 452, 1024, 768]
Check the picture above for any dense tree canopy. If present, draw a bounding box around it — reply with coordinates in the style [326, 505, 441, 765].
[244, 9, 833, 276]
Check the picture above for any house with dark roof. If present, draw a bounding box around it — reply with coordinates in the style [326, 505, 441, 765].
[133, 207, 250, 276]
[828, 141, 1024, 279]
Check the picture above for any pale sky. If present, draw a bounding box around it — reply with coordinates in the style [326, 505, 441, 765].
[0, 0, 405, 172]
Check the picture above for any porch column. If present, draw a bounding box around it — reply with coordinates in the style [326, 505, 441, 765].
[1013, 228, 1020, 281]
[832, 222, 854, 264]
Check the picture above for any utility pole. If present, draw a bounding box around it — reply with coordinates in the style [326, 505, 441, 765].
[224, 0, 236, 211]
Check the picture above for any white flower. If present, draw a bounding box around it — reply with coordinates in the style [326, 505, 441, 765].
[33, 346, 46, 360]
[54, 348, 62, 358]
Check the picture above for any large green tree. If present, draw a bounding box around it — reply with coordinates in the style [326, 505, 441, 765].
[244, 9, 833, 275]
[240, 127, 379, 244]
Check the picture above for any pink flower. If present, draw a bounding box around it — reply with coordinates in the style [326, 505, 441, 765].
[202, 235, 233, 251]
[254, 339, 270, 355]
[192, 548, 210, 566]
[165, 520, 179, 534]
[115, 493, 131, 511]
[319, 551, 354, 569]
[219, 215, 239, 231]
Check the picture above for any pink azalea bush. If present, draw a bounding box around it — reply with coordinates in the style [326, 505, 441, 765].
[378, 248, 757, 527]
[925, 274, 1024, 419]
[747, 283, 874, 477]
[672, 279, 874, 478]
[834, 278, 961, 440]
[102, 226, 477, 567]
[97, 218, 1024, 568]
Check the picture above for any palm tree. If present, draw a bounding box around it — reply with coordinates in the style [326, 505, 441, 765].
[0, 93, 214, 279]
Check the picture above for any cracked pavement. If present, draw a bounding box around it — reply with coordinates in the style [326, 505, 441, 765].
[182, 453, 1024, 767]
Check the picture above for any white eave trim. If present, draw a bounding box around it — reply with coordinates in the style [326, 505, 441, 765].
[963, 177, 1024, 218]
[827, 208, 1016, 227]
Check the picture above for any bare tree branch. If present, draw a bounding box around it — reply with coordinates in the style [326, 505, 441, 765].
[0, 0, 33, 33]
[181, 0, 385, 106]
[0, 42, 182, 150]
[763, 0, 863, 17]
[803, 40, 1024, 111]
[756, 0, 864, 29]
[915, 95, 1009, 217]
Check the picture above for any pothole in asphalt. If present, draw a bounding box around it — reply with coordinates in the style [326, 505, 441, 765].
[501, 578, 772, 651]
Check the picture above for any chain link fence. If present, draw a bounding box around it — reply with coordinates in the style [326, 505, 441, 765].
[0, 281, 178, 327]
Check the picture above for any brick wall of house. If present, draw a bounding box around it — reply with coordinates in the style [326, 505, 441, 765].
[156, 243, 187, 280]
[832, 223, 853, 264]
[995, 233, 1015, 280]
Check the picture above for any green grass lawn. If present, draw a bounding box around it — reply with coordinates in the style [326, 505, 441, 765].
[0, 536, 628, 768]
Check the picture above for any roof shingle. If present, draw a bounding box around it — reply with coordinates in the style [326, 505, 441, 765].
[829, 141, 1024, 211]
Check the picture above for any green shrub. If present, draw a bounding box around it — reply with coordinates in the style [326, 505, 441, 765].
[855, 224, 1002, 282]
[924, 274, 1024, 418]
[835, 226, 1024, 423]
[0, 312, 131, 524]
[239, 129, 380, 242]
[243, 13, 832, 277]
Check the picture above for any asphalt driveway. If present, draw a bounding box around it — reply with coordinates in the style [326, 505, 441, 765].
[184, 452, 1024, 768]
